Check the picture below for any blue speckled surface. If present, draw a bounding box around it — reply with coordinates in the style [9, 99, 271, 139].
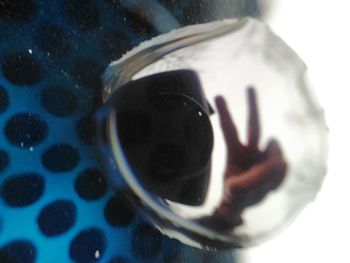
[0, 0, 259, 262]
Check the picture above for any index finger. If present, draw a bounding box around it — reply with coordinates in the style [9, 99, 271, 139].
[215, 95, 243, 164]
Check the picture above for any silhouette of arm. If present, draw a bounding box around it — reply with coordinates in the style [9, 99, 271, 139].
[199, 88, 287, 231]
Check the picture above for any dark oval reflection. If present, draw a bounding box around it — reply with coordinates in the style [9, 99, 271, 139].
[114, 70, 214, 206]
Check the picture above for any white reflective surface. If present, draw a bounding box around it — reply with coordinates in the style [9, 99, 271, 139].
[243, 0, 350, 262]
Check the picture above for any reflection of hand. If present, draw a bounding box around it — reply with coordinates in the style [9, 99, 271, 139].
[212, 87, 287, 229]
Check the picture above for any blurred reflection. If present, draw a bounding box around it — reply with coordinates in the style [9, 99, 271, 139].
[100, 15, 328, 249]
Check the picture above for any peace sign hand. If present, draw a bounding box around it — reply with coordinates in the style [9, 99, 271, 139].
[211, 88, 287, 229]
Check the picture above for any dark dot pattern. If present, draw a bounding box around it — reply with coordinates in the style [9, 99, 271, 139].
[42, 144, 80, 172]
[109, 256, 129, 263]
[37, 200, 77, 237]
[0, 1, 240, 262]
[2, 53, 42, 86]
[5, 113, 48, 148]
[41, 87, 77, 117]
[70, 228, 106, 263]
[132, 224, 162, 259]
[0, 149, 9, 173]
[63, 0, 100, 32]
[104, 194, 135, 227]
[1, 173, 44, 207]
[74, 169, 107, 201]
[0, 0, 37, 22]
[0, 86, 9, 113]
[0, 240, 36, 263]
[36, 24, 71, 56]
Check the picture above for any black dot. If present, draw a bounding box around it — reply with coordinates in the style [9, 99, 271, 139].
[0, 86, 9, 113]
[70, 228, 106, 263]
[37, 199, 77, 237]
[77, 115, 96, 145]
[1, 173, 44, 207]
[158, 0, 181, 10]
[70, 58, 103, 90]
[4, 113, 48, 148]
[109, 256, 129, 263]
[41, 86, 77, 117]
[36, 23, 71, 56]
[104, 0, 122, 9]
[63, 0, 100, 32]
[0, 0, 37, 22]
[164, 254, 186, 263]
[42, 143, 80, 172]
[2, 53, 42, 86]
[124, 10, 157, 37]
[132, 224, 162, 259]
[179, 1, 214, 25]
[104, 193, 134, 227]
[101, 30, 132, 61]
[74, 169, 107, 201]
[0, 149, 9, 172]
[0, 240, 36, 263]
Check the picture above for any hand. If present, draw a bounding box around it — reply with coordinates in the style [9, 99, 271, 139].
[212, 87, 287, 228]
